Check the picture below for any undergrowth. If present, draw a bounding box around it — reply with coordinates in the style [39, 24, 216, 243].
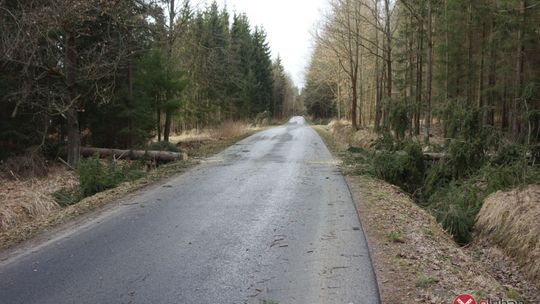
[53, 156, 146, 206]
[340, 112, 539, 244]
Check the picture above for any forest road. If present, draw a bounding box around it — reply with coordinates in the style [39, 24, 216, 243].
[0, 118, 380, 304]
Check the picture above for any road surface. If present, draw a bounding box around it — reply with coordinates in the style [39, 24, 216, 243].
[0, 118, 380, 304]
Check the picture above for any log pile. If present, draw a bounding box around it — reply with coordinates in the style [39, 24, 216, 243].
[80, 147, 185, 162]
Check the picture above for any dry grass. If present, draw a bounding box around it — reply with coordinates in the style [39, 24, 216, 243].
[167, 121, 253, 145]
[0, 150, 48, 180]
[327, 119, 377, 149]
[0, 129, 257, 249]
[0, 165, 78, 231]
[167, 129, 212, 144]
[475, 185, 540, 287]
[209, 120, 251, 139]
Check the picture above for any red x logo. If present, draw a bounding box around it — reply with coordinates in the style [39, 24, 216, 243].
[454, 294, 477, 304]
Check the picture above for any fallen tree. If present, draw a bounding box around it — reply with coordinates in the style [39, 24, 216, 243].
[80, 147, 184, 162]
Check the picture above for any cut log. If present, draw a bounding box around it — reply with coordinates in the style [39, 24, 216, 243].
[80, 147, 184, 162]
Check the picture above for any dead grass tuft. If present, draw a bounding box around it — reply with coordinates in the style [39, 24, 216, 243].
[209, 121, 250, 139]
[328, 119, 354, 147]
[327, 119, 377, 149]
[168, 121, 251, 145]
[0, 164, 78, 231]
[475, 185, 540, 287]
[167, 129, 212, 144]
[1, 150, 48, 180]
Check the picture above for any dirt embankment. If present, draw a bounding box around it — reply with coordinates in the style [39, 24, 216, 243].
[348, 175, 508, 303]
[473, 186, 540, 300]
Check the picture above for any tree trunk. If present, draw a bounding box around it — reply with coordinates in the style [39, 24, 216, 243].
[80, 147, 184, 162]
[513, 0, 526, 136]
[65, 31, 80, 166]
[163, 0, 176, 143]
[351, 70, 359, 130]
[415, 28, 423, 136]
[466, 1, 474, 103]
[385, 0, 392, 101]
[156, 105, 162, 142]
[486, 18, 497, 126]
[478, 21, 486, 124]
[424, 0, 433, 145]
[164, 110, 172, 142]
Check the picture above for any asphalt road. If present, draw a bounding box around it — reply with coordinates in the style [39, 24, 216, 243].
[0, 118, 380, 304]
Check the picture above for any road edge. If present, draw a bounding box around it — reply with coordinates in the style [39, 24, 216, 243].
[0, 130, 260, 253]
[311, 124, 382, 303]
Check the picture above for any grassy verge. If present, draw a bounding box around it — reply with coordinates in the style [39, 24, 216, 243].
[0, 130, 256, 250]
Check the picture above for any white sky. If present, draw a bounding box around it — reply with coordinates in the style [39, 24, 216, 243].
[195, 0, 329, 88]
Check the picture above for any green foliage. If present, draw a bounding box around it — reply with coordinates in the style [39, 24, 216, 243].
[356, 121, 539, 244]
[372, 140, 425, 195]
[302, 79, 336, 119]
[77, 156, 146, 198]
[423, 161, 453, 202]
[428, 182, 481, 244]
[371, 132, 397, 151]
[388, 99, 410, 141]
[492, 143, 527, 166]
[447, 139, 486, 179]
[52, 187, 81, 207]
[426, 160, 539, 244]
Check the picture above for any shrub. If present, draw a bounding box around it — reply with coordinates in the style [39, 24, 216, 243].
[77, 156, 145, 198]
[52, 187, 81, 207]
[372, 140, 425, 195]
[492, 143, 526, 166]
[422, 161, 453, 202]
[388, 101, 410, 141]
[448, 139, 485, 179]
[371, 131, 396, 151]
[476, 162, 539, 194]
[428, 182, 482, 244]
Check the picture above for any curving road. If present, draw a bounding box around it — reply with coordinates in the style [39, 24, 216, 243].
[0, 118, 380, 304]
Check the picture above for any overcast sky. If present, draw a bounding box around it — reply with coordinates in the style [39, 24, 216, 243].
[195, 0, 329, 88]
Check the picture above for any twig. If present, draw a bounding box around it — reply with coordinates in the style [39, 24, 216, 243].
[9, 170, 20, 181]
[58, 157, 75, 171]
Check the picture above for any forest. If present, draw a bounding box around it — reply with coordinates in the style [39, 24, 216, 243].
[0, 0, 297, 166]
[305, 0, 539, 141]
[303, 0, 540, 244]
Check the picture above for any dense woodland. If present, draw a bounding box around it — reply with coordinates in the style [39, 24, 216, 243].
[304, 0, 540, 145]
[302, 0, 540, 243]
[0, 0, 297, 165]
